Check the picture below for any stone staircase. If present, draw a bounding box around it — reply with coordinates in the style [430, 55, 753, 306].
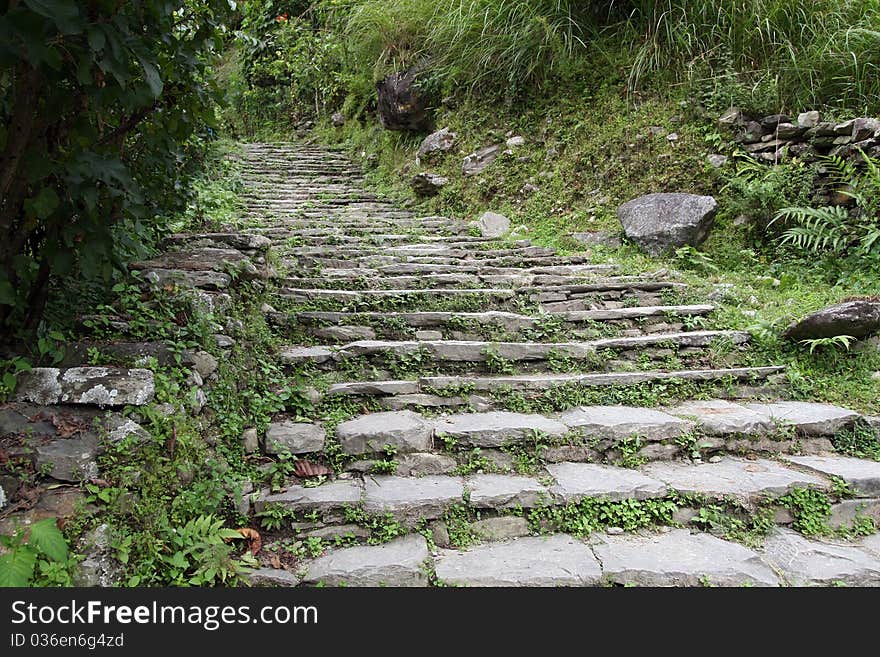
[235, 142, 880, 586]
[8, 141, 880, 586]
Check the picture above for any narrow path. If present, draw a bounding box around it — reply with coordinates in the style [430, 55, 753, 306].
[237, 142, 880, 587]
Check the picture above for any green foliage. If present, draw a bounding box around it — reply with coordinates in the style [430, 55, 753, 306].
[151, 515, 256, 587]
[779, 487, 832, 536]
[343, 507, 407, 545]
[799, 335, 856, 355]
[770, 152, 880, 257]
[0, 519, 75, 587]
[0, 0, 231, 338]
[620, 0, 880, 113]
[256, 503, 297, 531]
[529, 496, 678, 536]
[831, 422, 880, 461]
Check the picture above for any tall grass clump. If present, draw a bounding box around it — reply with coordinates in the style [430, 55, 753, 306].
[620, 0, 880, 113]
[343, 0, 609, 98]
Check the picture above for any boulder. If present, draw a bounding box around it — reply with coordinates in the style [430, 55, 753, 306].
[376, 68, 432, 132]
[617, 193, 718, 256]
[418, 128, 456, 159]
[411, 172, 449, 197]
[783, 299, 880, 341]
[475, 211, 510, 238]
[462, 144, 502, 176]
[331, 112, 345, 127]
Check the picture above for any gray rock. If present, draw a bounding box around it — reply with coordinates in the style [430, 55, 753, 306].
[303, 524, 370, 541]
[279, 346, 334, 364]
[718, 108, 744, 128]
[248, 568, 302, 587]
[593, 529, 779, 586]
[761, 114, 791, 129]
[0, 484, 5, 510]
[337, 411, 434, 455]
[775, 123, 805, 140]
[411, 172, 449, 197]
[434, 411, 568, 448]
[414, 330, 443, 341]
[668, 399, 773, 435]
[506, 135, 525, 148]
[617, 193, 718, 256]
[331, 112, 345, 127]
[707, 154, 728, 168]
[418, 128, 457, 159]
[744, 401, 860, 436]
[394, 453, 457, 477]
[827, 499, 880, 529]
[15, 367, 155, 407]
[784, 300, 880, 341]
[546, 462, 667, 501]
[762, 528, 880, 586]
[558, 405, 692, 442]
[188, 351, 219, 379]
[462, 144, 502, 176]
[312, 325, 377, 341]
[797, 111, 820, 129]
[435, 535, 602, 586]
[642, 457, 827, 501]
[35, 435, 100, 482]
[264, 421, 326, 455]
[303, 535, 429, 587]
[782, 455, 880, 496]
[465, 474, 550, 508]
[477, 211, 511, 238]
[470, 516, 531, 541]
[257, 480, 363, 513]
[363, 475, 464, 520]
[861, 533, 880, 557]
[73, 524, 122, 587]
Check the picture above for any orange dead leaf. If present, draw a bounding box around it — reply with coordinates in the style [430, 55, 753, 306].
[236, 528, 262, 555]
[294, 460, 332, 478]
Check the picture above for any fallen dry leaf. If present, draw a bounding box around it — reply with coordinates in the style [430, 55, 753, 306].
[269, 554, 282, 569]
[236, 528, 262, 555]
[294, 460, 332, 478]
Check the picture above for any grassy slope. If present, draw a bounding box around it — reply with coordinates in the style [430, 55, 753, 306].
[313, 81, 880, 413]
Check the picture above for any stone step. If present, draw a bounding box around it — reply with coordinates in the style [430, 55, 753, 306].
[277, 272, 623, 291]
[280, 331, 750, 369]
[276, 305, 714, 342]
[324, 367, 786, 409]
[290, 528, 880, 587]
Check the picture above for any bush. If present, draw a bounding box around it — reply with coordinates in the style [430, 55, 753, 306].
[0, 1, 230, 342]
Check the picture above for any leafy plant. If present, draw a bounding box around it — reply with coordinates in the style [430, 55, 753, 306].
[799, 335, 856, 355]
[0, 519, 75, 587]
[770, 152, 880, 257]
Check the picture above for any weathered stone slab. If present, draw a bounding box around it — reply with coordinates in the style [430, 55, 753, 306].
[15, 368, 155, 407]
[762, 529, 880, 586]
[279, 346, 334, 364]
[248, 568, 302, 587]
[470, 516, 531, 541]
[264, 421, 325, 455]
[668, 399, 773, 435]
[394, 453, 457, 477]
[642, 457, 827, 501]
[34, 436, 100, 482]
[336, 411, 434, 455]
[828, 499, 880, 529]
[783, 300, 880, 341]
[558, 406, 692, 442]
[328, 380, 421, 396]
[593, 529, 779, 586]
[363, 475, 464, 520]
[258, 480, 363, 513]
[435, 535, 602, 586]
[782, 455, 880, 496]
[303, 535, 429, 587]
[465, 474, 549, 508]
[546, 462, 667, 501]
[744, 401, 860, 436]
[433, 411, 567, 448]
